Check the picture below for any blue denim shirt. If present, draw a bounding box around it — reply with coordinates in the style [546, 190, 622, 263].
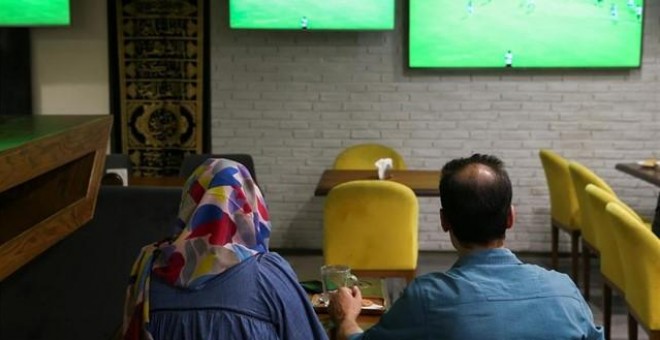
[351, 248, 603, 340]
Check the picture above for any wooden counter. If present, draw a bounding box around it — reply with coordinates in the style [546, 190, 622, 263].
[0, 115, 112, 280]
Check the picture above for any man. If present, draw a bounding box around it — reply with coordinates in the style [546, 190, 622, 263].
[504, 50, 513, 68]
[329, 154, 604, 340]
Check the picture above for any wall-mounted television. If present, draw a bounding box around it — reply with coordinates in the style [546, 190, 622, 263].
[230, 0, 395, 30]
[409, 0, 644, 68]
[0, 0, 70, 26]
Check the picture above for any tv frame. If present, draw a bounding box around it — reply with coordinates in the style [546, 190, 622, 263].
[405, 0, 646, 70]
[228, 0, 396, 31]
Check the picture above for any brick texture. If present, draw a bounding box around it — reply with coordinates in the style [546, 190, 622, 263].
[210, 1, 660, 251]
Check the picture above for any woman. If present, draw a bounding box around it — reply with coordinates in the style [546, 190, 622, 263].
[123, 159, 327, 339]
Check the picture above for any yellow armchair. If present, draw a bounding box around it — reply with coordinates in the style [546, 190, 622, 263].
[569, 161, 615, 250]
[538, 149, 581, 283]
[606, 202, 660, 340]
[569, 160, 648, 303]
[323, 180, 418, 282]
[568, 161, 616, 301]
[333, 143, 407, 170]
[584, 184, 627, 339]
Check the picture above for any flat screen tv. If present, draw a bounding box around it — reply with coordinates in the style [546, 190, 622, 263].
[0, 0, 70, 26]
[230, 0, 395, 30]
[408, 0, 644, 68]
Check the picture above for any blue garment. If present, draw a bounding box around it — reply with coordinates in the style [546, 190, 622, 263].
[352, 248, 604, 340]
[148, 252, 328, 340]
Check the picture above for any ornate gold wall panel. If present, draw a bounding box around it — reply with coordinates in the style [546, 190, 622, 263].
[115, 0, 205, 176]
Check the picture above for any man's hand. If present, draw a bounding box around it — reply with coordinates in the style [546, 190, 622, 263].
[329, 286, 362, 322]
[329, 286, 364, 339]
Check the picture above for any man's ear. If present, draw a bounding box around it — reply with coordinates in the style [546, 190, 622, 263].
[440, 209, 451, 232]
[506, 205, 515, 230]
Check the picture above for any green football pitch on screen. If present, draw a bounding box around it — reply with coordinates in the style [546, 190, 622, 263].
[0, 0, 70, 26]
[409, 0, 644, 68]
[230, 0, 395, 30]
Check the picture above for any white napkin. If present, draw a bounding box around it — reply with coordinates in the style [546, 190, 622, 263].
[375, 158, 393, 180]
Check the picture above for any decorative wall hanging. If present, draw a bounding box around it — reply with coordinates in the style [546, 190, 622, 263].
[112, 0, 208, 176]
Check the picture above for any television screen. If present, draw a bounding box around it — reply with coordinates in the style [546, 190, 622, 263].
[0, 0, 70, 26]
[230, 0, 395, 30]
[409, 0, 644, 68]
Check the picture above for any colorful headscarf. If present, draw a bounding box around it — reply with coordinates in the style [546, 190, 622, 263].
[122, 159, 271, 339]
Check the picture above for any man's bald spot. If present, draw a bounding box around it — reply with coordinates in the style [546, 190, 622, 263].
[454, 163, 498, 184]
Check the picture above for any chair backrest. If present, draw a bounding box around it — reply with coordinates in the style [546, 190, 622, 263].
[538, 149, 580, 230]
[179, 154, 257, 183]
[324, 180, 418, 272]
[584, 184, 625, 292]
[606, 202, 660, 331]
[568, 161, 616, 248]
[333, 144, 406, 170]
[105, 154, 132, 172]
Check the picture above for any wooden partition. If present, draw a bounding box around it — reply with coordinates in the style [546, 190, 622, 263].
[0, 115, 112, 280]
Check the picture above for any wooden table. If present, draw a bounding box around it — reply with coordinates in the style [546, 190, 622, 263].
[615, 163, 660, 237]
[615, 163, 660, 187]
[314, 169, 441, 197]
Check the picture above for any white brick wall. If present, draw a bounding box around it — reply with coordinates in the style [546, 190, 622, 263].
[210, 1, 660, 251]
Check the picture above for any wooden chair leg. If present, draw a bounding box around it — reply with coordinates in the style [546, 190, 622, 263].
[603, 284, 612, 340]
[628, 313, 638, 340]
[570, 231, 580, 286]
[551, 225, 559, 270]
[582, 241, 590, 301]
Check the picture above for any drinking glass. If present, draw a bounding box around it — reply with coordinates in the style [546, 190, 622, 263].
[319, 265, 358, 305]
